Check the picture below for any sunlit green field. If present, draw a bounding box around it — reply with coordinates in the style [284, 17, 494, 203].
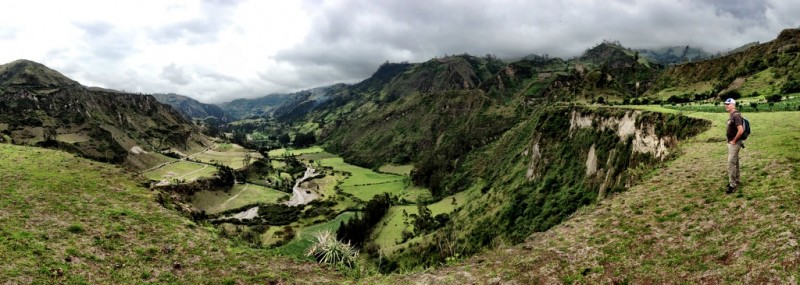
[268, 146, 324, 157]
[55, 133, 90, 143]
[316, 157, 417, 201]
[378, 164, 414, 176]
[371, 191, 468, 255]
[192, 149, 262, 169]
[143, 161, 218, 181]
[191, 183, 289, 214]
[318, 157, 404, 187]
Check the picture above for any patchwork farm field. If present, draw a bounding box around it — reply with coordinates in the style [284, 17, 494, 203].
[268, 146, 324, 157]
[371, 191, 469, 255]
[143, 160, 218, 182]
[317, 157, 419, 202]
[192, 144, 262, 169]
[378, 164, 414, 176]
[191, 183, 289, 214]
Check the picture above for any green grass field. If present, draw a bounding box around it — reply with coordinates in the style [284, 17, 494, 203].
[271, 212, 357, 258]
[318, 157, 404, 187]
[298, 151, 338, 162]
[192, 149, 262, 169]
[737, 68, 785, 97]
[213, 143, 239, 152]
[371, 191, 468, 255]
[0, 143, 341, 283]
[268, 146, 325, 157]
[662, 95, 800, 113]
[55, 133, 90, 143]
[143, 161, 218, 182]
[378, 164, 414, 176]
[191, 183, 289, 214]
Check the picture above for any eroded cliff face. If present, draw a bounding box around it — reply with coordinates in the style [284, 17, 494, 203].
[0, 88, 207, 164]
[445, 107, 710, 251]
[569, 110, 675, 160]
[525, 109, 699, 199]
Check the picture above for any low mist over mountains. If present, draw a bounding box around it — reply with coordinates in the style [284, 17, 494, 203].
[151, 93, 229, 123]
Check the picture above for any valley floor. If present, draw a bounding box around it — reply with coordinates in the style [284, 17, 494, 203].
[374, 109, 800, 284]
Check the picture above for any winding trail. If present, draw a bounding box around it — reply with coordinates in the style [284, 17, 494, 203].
[220, 183, 249, 209]
[176, 163, 208, 180]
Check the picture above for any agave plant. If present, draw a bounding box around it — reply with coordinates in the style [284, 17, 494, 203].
[305, 230, 359, 267]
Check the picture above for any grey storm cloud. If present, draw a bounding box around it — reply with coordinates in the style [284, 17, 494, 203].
[265, 0, 800, 92]
[160, 63, 191, 85]
[148, 1, 243, 45]
[6, 0, 798, 103]
[73, 21, 138, 62]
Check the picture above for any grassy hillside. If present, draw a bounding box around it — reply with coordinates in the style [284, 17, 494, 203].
[648, 28, 800, 100]
[0, 143, 342, 284]
[376, 109, 800, 283]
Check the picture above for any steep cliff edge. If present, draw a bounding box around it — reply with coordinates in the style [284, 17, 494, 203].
[387, 107, 710, 268]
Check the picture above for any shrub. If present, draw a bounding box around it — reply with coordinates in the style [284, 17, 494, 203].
[725, 90, 742, 99]
[781, 80, 800, 94]
[305, 230, 359, 267]
[596, 96, 606, 104]
[66, 224, 84, 234]
[766, 94, 783, 103]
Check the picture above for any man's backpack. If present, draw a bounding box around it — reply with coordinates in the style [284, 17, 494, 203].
[737, 112, 751, 140]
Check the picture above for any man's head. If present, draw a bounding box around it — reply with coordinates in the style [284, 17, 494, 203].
[724, 98, 736, 112]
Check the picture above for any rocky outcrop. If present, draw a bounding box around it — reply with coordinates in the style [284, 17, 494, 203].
[0, 59, 208, 166]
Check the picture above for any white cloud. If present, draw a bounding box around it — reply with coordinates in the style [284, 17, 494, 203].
[1, 0, 798, 103]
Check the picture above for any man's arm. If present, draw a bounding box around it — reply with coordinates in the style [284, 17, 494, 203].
[730, 125, 744, 144]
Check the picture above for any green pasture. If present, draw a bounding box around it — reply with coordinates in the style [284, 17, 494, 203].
[378, 164, 414, 176]
[298, 151, 338, 162]
[192, 149, 262, 169]
[270, 212, 357, 258]
[191, 183, 288, 214]
[318, 157, 404, 186]
[371, 191, 468, 255]
[268, 146, 324, 157]
[663, 95, 800, 113]
[340, 180, 408, 202]
[55, 133, 90, 143]
[143, 161, 218, 181]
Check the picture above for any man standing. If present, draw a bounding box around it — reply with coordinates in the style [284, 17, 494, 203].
[724, 98, 744, 194]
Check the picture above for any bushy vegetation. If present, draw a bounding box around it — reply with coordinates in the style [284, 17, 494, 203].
[306, 230, 359, 268]
[664, 97, 800, 113]
[336, 193, 392, 247]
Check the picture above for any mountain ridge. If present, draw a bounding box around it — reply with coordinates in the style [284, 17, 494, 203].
[0, 60, 208, 168]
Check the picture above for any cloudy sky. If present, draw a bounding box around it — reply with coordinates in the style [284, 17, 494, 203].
[1, 0, 798, 103]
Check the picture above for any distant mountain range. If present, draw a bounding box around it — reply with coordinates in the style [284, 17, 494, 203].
[151, 93, 229, 123]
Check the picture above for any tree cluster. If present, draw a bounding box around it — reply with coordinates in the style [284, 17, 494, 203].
[292, 132, 316, 148]
[336, 193, 392, 247]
